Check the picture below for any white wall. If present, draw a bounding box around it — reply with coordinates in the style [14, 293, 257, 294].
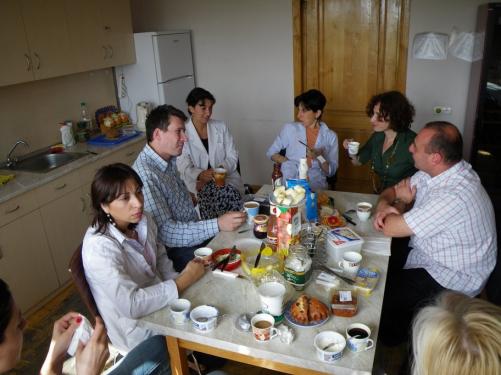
[131, 0, 294, 185]
[405, 0, 486, 134]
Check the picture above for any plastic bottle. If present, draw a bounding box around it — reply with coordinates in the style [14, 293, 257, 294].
[60, 122, 75, 148]
[272, 163, 283, 190]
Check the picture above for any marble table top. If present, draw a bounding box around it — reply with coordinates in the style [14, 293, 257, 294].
[141, 188, 391, 375]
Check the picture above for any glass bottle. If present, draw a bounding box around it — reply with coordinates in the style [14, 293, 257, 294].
[272, 163, 283, 190]
[80, 102, 93, 132]
[267, 210, 278, 250]
[283, 244, 312, 290]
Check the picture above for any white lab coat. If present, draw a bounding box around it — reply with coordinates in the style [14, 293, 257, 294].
[177, 119, 244, 195]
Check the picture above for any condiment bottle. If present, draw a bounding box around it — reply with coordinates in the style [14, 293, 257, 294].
[272, 163, 283, 190]
[267, 203, 278, 249]
[283, 244, 312, 290]
[253, 214, 269, 239]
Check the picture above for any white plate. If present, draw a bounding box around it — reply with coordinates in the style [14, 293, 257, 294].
[284, 300, 330, 328]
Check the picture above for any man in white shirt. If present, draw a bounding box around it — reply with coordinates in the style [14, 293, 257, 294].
[374, 121, 497, 347]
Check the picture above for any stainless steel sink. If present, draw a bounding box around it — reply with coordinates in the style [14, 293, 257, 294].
[1, 151, 88, 173]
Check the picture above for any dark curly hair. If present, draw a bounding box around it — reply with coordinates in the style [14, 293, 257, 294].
[366, 91, 415, 132]
[91, 163, 143, 234]
[0, 278, 13, 345]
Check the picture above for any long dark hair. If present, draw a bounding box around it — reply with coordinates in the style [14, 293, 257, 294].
[0, 278, 13, 344]
[91, 163, 143, 234]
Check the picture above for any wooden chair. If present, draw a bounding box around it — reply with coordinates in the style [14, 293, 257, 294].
[68, 244, 100, 322]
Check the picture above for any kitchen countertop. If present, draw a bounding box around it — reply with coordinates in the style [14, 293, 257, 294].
[0, 134, 146, 204]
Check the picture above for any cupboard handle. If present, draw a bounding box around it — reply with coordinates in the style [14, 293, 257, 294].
[108, 45, 113, 58]
[34, 53, 41, 70]
[80, 197, 86, 213]
[5, 205, 20, 214]
[125, 151, 135, 157]
[24, 53, 32, 71]
[0, 247, 3, 260]
[103, 45, 108, 59]
[104, 25, 111, 31]
[54, 183, 67, 190]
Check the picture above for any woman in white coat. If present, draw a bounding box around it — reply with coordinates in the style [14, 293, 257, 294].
[177, 88, 244, 219]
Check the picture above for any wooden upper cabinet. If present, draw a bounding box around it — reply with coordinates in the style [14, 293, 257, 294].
[65, 0, 135, 71]
[97, 0, 136, 67]
[0, 0, 35, 86]
[64, 0, 108, 72]
[21, 0, 76, 80]
[294, 0, 410, 193]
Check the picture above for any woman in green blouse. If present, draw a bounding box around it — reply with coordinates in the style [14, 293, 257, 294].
[343, 91, 417, 193]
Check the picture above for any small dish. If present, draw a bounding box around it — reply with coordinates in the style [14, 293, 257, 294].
[212, 248, 242, 271]
[190, 305, 219, 332]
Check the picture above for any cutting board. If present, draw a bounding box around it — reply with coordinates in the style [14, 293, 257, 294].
[87, 131, 141, 146]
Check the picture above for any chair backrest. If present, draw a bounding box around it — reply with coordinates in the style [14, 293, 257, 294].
[68, 244, 100, 322]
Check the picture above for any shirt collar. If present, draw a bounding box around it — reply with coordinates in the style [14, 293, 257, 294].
[144, 143, 176, 172]
[426, 160, 465, 187]
[107, 214, 148, 246]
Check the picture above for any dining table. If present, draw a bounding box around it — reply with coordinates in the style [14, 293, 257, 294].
[140, 185, 391, 375]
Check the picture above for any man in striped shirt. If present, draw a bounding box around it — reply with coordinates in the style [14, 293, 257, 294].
[133, 105, 246, 271]
[374, 121, 497, 347]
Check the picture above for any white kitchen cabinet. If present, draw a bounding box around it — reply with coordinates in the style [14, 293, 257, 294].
[0, 210, 59, 312]
[20, 0, 76, 80]
[0, 0, 34, 86]
[37, 172, 89, 284]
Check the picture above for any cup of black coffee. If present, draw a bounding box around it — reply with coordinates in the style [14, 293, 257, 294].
[345, 323, 374, 352]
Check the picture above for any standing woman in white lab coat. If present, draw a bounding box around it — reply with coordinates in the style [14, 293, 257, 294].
[177, 87, 244, 219]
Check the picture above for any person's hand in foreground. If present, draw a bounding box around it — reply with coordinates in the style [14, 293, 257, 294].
[40, 311, 81, 375]
[75, 317, 110, 375]
[176, 258, 205, 293]
[218, 211, 247, 232]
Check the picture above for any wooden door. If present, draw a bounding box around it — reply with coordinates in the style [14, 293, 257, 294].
[293, 0, 410, 193]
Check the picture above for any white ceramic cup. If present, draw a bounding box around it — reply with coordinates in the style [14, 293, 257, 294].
[244, 201, 260, 225]
[190, 305, 219, 332]
[314, 331, 346, 362]
[194, 247, 213, 268]
[356, 201, 373, 221]
[338, 251, 362, 277]
[346, 323, 374, 352]
[169, 299, 191, 325]
[257, 281, 286, 316]
[251, 313, 279, 342]
[348, 141, 360, 156]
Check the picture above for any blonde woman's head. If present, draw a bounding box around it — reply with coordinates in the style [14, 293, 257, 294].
[412, 291, 501, 375]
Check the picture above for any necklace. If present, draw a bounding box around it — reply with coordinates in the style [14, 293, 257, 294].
[371, 135, 399, 193]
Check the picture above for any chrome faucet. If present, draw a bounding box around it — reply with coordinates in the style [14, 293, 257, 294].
[6, 140, 29, 168]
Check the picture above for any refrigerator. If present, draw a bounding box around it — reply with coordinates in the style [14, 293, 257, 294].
[116, 31, 196, 123]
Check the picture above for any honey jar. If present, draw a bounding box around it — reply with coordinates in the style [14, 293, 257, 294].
[253, 214, 269, 239]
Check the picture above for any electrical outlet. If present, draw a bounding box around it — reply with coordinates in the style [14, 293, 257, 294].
[433, 106, 452, 115]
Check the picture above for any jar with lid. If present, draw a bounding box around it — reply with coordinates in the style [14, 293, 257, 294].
[253, 214, 269, 239]
[283, 244, 312, 290]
